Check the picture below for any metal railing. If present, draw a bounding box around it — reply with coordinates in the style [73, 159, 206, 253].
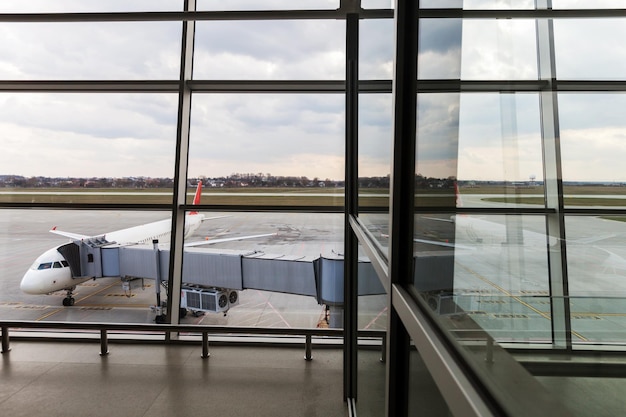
[0, 320, 385, 361]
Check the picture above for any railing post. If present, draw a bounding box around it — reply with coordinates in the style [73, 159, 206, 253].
[1, 326, 9, 353]
[381, 334, 386, 363]
[305, 334, 312, 361]
[201, 331, 210, 359]
[100, 329, 109, 356]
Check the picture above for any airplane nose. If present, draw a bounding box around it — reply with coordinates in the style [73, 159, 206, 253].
[20, 270, 42, 294]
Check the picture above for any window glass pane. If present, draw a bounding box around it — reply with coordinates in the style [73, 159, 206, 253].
[457, 93, 544, 207]
[1, 209, 171, 320]
[359, 94, 391, 212]
[197, 0, 339, 10]
[416, 93, 460, 208]
[464, 0, 534, 8]
[461, 19, 538, 80]
[0, 0, 181, 12]
[566, 216, 626, 344]
[189, 94, 344, 207]
[357, 242, 387, 416]
[0, 23, 181, 80]
[421, 0, 535, 8]
[418, 19, 462, 80]
[559, 93, 626, 209]
[361, 0, 394, 9]
[193, 21, 345, 80]
[413, 214, 552, 343]
[553, 0, 626, 9]
[554, 19, 626, 80]
[417, 93, 544, 209]
[0, 93, 177, 204]
[360, 19, 394, 80]
[420, 0, 463, 8]
[182, 211, 342, 328]
[408, 340, 452, 416]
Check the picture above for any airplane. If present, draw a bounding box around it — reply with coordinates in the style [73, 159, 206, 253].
[19, 181, 274, 306]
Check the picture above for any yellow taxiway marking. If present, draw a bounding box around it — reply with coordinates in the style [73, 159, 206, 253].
[456, 262, 590, 342]
[36, 281, 121, 321]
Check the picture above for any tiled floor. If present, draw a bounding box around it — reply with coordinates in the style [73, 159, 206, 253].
[0, 340, 347, 417]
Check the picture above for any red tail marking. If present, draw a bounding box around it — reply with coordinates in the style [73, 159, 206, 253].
[190, 181, 202, 215]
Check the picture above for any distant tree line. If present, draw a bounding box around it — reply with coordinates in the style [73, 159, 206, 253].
[0, 173, 471, 190]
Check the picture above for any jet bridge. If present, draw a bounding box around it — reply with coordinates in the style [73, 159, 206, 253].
[67, 242, 386, 308]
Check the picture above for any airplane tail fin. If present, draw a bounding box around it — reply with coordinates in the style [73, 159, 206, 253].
[189, 181, 202, 215]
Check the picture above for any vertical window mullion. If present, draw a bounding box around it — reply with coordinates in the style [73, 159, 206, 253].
[167, 0, 196, 330]
[535, 0, 572, 350]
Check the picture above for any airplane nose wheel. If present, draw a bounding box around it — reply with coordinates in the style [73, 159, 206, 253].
[63, 287, 76, 306]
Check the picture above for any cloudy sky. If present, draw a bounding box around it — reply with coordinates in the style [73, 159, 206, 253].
[0, 2, 624, 182]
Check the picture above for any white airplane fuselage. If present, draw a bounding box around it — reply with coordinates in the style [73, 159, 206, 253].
[20, 213, 204, 296]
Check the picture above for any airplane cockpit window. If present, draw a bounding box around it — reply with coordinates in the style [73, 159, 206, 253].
[61, 260, 69, 267]
[37, 262, 53, 270]
[53, 262, 62, 268]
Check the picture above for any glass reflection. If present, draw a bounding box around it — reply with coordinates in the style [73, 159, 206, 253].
[458, 93, 544, 207]
[566, 216, 626, 344]
[416, 93, 460, 208]
[359, 93, 391, 213]
[461, 19, 538, 80]
[417, 93, 544, 208]
[414, 214, 552, 343]
[194, 20, 345, 80]
[357, 213, 389, 252]
[357, 242, 387, 417]
[408, 340, 451, 417]
[418, 19, 462, 80]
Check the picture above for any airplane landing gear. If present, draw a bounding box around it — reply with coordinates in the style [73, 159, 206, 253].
[62, 287, 76, 306]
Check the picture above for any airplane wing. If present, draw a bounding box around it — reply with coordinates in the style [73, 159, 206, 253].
[49, 227, 91, 240]
[201, 215, 231, 222]
[413, 238, 475, 251]
[381, 233, 475, 250]
[421, 216, 454, 223]
[185, 233, 276, 247]
[571, 234, 617, 245]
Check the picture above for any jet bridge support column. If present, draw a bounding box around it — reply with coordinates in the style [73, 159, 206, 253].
[153, 239, 166, 324]
[329, 305, 344, 329]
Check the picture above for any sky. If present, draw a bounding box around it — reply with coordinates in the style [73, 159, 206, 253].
[0, 2, 624, 182]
